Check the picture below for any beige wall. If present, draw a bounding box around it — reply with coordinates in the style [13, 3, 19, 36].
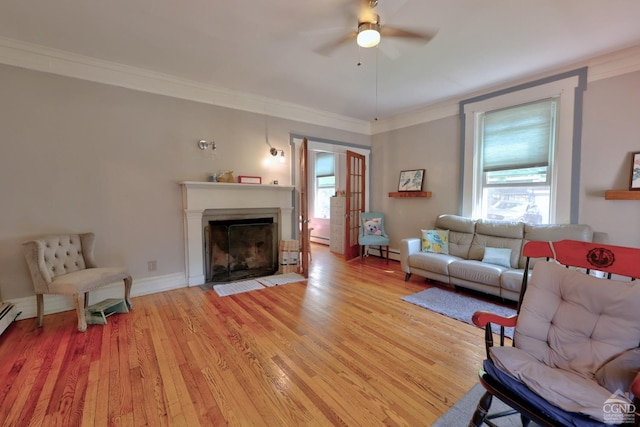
[580, 70, 640, 246]
[371, 70, 640, 250]
[371, 116, 460, 249]
[0, 64, 369, 300]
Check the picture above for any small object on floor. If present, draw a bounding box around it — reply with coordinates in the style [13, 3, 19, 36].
[0, 303, 20, 336]
[85, 298, 129, 326]
[257, 272, 306, 287]
[213, 280, 265, 297]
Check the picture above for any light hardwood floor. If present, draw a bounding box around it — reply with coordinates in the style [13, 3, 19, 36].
[0, 245, 491, 426]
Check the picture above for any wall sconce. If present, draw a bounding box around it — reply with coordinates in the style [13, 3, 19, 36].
[270, 147, 285, 163]
[198, 140, 216, 151]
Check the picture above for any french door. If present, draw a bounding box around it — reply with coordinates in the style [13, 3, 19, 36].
[344, 150, 366, 260]
[299, 138, 309, 277]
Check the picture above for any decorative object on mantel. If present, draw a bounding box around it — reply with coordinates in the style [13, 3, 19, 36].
[398, 169, 425, 192]
[216, 170, 234, 183]
[629, 151, 640, 190]
[238, 175, 262, 184]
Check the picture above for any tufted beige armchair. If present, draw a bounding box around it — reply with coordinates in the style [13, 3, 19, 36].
[23, 233, 132, 332]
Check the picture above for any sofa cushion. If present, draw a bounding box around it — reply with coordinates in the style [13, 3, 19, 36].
[407, 252, 461, 276]
[434, 214, 476, 259]
[518, 223, 594, 268]
[500, 269, 530, 294]
[468, 220, 524, 268]
[482, 247, 512, 268]
[421, 229, 449, 254]
[448, 260, 507, 287]
[515, 261, 640, 379]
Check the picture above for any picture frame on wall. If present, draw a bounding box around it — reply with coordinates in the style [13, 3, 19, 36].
[398, 169, 425, 192]
[630, 152, 640, 190]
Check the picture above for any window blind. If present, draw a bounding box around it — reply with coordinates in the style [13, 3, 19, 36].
[315, 152, 335, 177]
[482, 99, 556, 172]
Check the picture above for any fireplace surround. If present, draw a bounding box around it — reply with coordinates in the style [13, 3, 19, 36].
[180, 181, 295, 286]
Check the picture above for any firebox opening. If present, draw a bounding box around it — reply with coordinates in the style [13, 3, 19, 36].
[205, 217, 277, 283]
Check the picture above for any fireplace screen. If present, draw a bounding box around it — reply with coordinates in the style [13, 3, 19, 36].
[205, 217, 277, 283]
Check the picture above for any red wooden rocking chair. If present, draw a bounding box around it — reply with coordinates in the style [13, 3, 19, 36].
[471, 239, 640, 426]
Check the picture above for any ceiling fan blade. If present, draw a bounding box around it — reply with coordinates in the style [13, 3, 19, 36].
[314, 31, 357, 56]
[380, 26, 438, 43]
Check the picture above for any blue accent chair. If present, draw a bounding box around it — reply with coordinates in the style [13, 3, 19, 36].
[358, 212, 389, 263]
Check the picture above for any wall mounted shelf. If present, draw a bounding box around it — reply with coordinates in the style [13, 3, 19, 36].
[604, 190, 640, 200]
[388, 191, 432, 198]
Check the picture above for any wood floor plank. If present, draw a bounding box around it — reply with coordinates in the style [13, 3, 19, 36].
[0, 245, 491, 426]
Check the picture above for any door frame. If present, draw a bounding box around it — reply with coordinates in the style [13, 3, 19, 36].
[289, 135, 371, 242]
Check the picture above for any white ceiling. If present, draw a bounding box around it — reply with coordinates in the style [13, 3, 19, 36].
[1, 0, 640, 124]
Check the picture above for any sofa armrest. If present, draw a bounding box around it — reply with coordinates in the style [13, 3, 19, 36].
[400, 238, 421, 274]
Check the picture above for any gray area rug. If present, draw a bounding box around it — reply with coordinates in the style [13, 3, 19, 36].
[433, 382, 541, 426]
[401, 287, 516, 339]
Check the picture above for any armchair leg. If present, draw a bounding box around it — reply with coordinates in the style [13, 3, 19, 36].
[385, 245, 389, 264]
[73, 293, 88, 333]
[360, 245, 364, 263]
[469, 391, 492, 427]
[36, 294, 44, 327]
[123, 275, 133, 309]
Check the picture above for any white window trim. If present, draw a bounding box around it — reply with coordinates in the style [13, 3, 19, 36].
[460, 69, 586, 224]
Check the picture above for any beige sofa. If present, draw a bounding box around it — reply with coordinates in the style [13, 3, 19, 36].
[399, 214, 600, 301]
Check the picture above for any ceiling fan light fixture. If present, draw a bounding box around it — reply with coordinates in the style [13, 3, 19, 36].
[357, 22, 381, 48]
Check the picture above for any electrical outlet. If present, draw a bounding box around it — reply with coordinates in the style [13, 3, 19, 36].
[147, 260, 157, 272]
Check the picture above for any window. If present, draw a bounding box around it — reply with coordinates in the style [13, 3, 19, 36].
[460, 68, 587, 224]
[314, 152, 335, 218]
[479, 99, 557, 224]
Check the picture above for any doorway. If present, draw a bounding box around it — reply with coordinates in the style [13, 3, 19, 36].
[290, 135, 371, 252]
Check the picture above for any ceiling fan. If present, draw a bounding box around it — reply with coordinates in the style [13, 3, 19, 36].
[315, 0, 437, 56]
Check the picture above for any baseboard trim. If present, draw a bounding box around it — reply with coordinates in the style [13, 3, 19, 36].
[8, 272, 187, 321]
[364, 246, 400, 262]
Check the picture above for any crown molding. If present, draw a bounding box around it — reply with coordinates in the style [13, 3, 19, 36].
[372, 43, 640, 134]
[1, 36, 639, 136]
[0, 36, 371, 135]
[585, 43, 640, 82]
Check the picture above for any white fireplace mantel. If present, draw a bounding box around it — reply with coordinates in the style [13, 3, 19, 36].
[180, 181, 295, 286]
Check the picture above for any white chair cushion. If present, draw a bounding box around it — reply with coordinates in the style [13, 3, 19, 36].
[48, 267, 129, 295]
[490, 346, 615, 421]
[493, 261, 640, 421]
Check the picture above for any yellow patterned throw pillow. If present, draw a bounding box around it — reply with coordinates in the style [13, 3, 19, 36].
[421, 229, 449, 254]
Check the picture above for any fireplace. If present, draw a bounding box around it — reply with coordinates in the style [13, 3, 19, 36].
[204, 210, 278, 283]
[180, 181, 295, 286]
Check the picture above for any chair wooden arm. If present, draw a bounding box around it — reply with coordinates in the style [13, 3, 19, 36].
[472, 311, 518, 328]
[473, 311, 518, 356]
